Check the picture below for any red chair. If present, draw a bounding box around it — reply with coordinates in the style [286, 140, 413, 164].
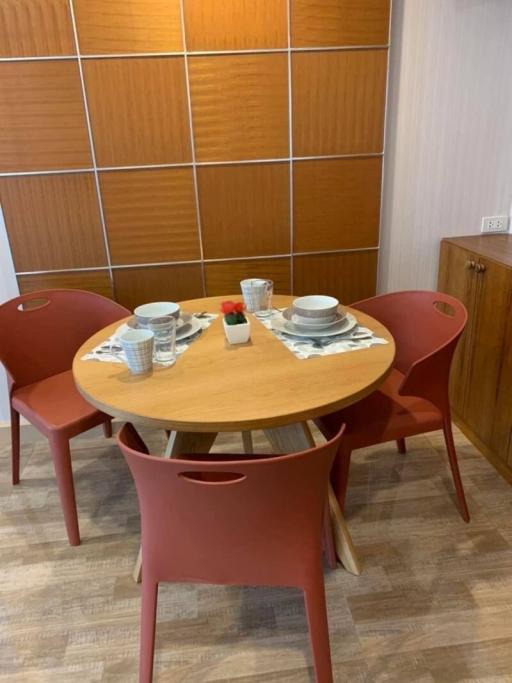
[117, 422, 345, 683]
[315, 290, 470, 522]
[0, 289, 130, 545]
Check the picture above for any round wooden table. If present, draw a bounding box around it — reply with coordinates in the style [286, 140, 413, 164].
[73, 295, 395, 578]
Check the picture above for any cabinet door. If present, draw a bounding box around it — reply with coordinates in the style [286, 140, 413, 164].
[437, 241, 478, 417]
[463, 257, 512, 446]
[491, 288, 512, 464]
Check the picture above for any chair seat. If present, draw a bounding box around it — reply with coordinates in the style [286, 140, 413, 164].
[12, 370, 107, 438]
[317, 368, 443, 449]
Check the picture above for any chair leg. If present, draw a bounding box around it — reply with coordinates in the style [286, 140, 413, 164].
[102, 420, 113, 438]
[322, 500, 337, 570]
[442, 419, 470, 523]
[10, 405, 20, 486]
[330, 445, 352, 512]
[48, 434, 80, 546]
[140, 579, 158, 683]
[396, 437, 406, 454]
[303, 566, 334, 683]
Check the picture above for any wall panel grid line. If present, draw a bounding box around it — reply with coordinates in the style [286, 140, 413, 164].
[1, 0, 390, 308]
[376, 1, 394, 293]
[67, 0, 114, 287]
[0, 153, 385, 179]
[15, 246, 381, 277]
[286, 0, 294, 291]
[178, 0, 207, 296]
[0, 45, 390, 63]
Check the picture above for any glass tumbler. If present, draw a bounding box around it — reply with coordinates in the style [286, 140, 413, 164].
[240, 278, 274, 318]
[148, 316, 177, 365]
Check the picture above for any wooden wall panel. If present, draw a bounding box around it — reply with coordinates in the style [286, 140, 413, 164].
[189, 55, 289, 162]
[205, 258, 291, 296]
[184, 0, 288, 51]
[113, 264, 204, 311]
[294, 157, 382, 252]
[2, 5, 390, 311]
[83, 57, 191, 166]
[17, 271, 113, 299]
[100, 168, 200, 265]
[74, 0, 183, 55]
[0, 61, 91, 172]
[294, 251, 378, 304]
[0, 0, 75, 58]
[0, 173, 107, 272]
[291, 0, 390, 47]
[197, 163, 290, 259]
[292, 50, 388, 156]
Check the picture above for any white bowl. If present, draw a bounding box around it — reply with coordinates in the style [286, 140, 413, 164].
[134, 301, 180, 328]
[291, 313, 337, 327]
[292, 295, 339, 320]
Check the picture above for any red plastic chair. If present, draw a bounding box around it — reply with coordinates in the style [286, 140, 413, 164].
[0, 289, 130, 545]
[117, 422, 345, 683]
[315, 290, 470, 522]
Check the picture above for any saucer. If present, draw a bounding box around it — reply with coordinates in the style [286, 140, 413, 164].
[271, 311, 357, 338]
[119, 313, 201, 341]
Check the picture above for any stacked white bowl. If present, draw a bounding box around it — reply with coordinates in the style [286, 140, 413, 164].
[134, 302, 181, 328]
[291, 295, 340, 328]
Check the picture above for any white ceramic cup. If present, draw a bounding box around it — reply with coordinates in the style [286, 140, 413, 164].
[113, 329, 154, 374]
[240, 278, 273, 314]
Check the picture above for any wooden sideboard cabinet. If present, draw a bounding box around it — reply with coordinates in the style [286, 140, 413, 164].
[438, 234, 512, 484]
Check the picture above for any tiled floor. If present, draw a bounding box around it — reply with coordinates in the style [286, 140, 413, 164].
[1, 426, 511, 682]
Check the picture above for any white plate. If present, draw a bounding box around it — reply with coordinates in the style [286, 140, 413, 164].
[116, 313, 202, 342]
[284, 308, 345, 330]
[271, 311, 357, 338]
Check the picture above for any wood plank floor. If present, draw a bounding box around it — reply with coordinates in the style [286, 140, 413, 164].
[1, 426, 512, 682]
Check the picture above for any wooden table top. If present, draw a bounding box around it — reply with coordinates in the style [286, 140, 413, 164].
[73, 295, 395, 432]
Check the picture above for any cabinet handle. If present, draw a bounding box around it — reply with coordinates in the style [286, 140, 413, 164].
[475, 263, 486, 273]
[466, 260, 476, 270]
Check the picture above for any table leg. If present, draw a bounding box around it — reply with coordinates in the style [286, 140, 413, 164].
[241, 431, 254, 454]
[264, 421, 315, 452]
[263, 422, 362, 576]
[162, 431, 218, 459]
[132, 430, 218, 583]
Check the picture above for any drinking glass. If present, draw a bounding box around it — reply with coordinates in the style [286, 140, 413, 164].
[148, 316, 176, 365]
[240, 279, 273, 318]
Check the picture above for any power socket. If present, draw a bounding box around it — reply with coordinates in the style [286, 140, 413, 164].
[481, 215, 510, 233]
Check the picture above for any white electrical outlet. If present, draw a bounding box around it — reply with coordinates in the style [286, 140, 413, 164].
[481, 215, 510, 233]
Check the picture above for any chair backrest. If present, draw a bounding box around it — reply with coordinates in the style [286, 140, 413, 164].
[117, 423, 344, 588]
[0, 289, 129, 391]
[351, 290, 467, 412]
